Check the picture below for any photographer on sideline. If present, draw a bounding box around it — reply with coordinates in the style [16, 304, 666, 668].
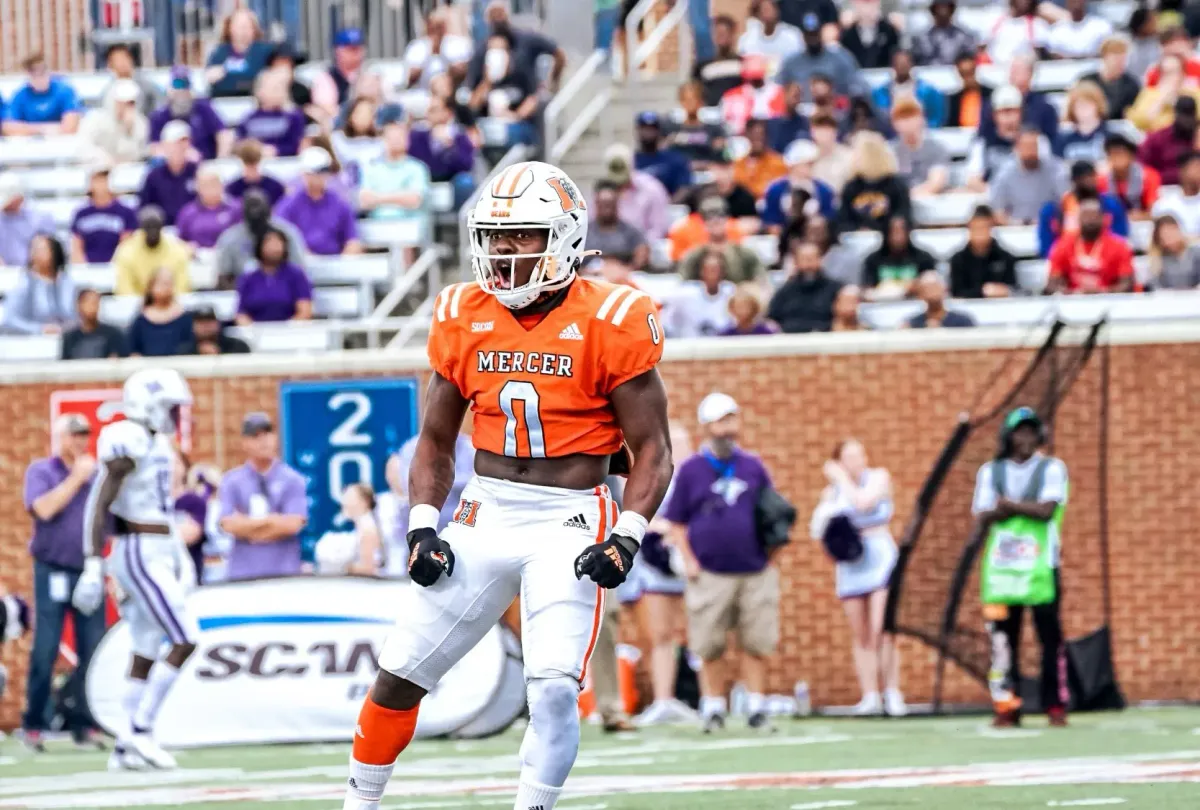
[973, 407, 1070, 728]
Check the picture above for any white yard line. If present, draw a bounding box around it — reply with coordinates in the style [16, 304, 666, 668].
[1047, 800, 1128, 807]
[790, 802, 860, 809]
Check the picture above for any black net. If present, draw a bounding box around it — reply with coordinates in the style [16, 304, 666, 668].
[886, 320, 1109, 709]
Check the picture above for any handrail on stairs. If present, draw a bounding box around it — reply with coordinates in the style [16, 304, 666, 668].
[549, 88, 612, 164]
[625, 0, 692, 81]
[544, 49, 608, 162]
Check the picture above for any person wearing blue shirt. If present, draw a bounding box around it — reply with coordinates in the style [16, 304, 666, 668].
[767, 83, 810, 153]
[978, 55, 1060, 154]
[2, 54, 81, 135]
[204, 8, 275, 98]
[633, 111, 693, 200]
[1037, 160, 1129, 257]
[761, 139, 837, 233]
[870, 49, 946, 129]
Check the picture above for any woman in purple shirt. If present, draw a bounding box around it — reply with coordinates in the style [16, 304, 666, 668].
[236, 227, 313, 323]
[70, 168, 137, 263]
[719, 286, 779, 336]
[176, 164, 240, 248]
[235, 68, 307, 158]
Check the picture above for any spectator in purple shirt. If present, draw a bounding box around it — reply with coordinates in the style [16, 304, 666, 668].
[719, 285, 778, 336]
[275, 146, 363, 256]
[235, 226, 314, 323]
[149, 66, 231, 161]
[176, 164, 240, 249]
[70, 167, 138, 263]
[22, 414, 105, 751]
[665, 392, 781, 732]
[236, 68, 307, 158]
[225, 138, 286, 206]
[139, 120, 198, 225]
[218, 412, 309, 581]
[408, 94, 477, 205]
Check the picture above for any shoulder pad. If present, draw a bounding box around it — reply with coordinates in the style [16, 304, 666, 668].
[97, 421, 153, 464]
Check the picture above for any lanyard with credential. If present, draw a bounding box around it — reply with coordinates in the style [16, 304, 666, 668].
[702, 450, 736, 481]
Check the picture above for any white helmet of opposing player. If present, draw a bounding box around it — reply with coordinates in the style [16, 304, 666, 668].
[123, 368, 193, 435]
[467, 161, 589, 309]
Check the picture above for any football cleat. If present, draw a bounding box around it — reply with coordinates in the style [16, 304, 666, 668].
[127, 732, 177, 769]
[107, 744, 148, 771]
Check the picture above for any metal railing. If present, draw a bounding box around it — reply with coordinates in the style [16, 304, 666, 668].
[543, 48, 607, 165]
[624, 0, 691, 82]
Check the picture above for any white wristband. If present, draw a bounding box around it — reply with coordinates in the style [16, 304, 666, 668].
[613, 511, 649, 544]
[83, 557, 103, 577]
[408, 504, 441, 533]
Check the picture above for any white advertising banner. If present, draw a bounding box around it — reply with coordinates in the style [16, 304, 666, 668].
[86, 576, 524, 748]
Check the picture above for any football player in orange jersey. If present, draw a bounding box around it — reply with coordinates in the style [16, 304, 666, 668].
[342, 161, 674, 810]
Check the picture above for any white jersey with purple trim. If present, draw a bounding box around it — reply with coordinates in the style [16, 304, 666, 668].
[97, 420, 177, 527]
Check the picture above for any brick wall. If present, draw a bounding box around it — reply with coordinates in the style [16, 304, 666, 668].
[2, 336, 1198, 729]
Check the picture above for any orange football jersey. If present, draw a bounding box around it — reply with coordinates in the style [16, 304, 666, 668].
[428, 278, 664, 459]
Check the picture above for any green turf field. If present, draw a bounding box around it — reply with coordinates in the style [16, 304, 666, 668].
[4, 707, 1200, 809]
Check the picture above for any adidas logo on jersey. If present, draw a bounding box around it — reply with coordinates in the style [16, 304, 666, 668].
[563, 513, 591, 530]
[558, 322, 584, 340]
[472, 321, 494, 332]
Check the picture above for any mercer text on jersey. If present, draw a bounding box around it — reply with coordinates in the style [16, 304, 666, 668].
[476, 351, 575, 377]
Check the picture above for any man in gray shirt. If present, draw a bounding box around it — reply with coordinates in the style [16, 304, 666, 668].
[989, 127, 1068, 225]
[890, 97, 950, 196]
[778, 13, 865, 97]
[213, 189, 307, 284]
[585, 181, 650, 270]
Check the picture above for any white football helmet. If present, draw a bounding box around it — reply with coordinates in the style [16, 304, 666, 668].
[467, 161, 589, 309]
[123, 368, 193, 435]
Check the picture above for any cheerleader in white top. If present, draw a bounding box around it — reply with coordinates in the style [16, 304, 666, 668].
[811, 439, 906, 717]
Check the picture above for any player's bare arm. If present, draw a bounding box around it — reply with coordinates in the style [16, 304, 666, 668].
[609, 367, 674, 521]
[404, 372, 470, 590]
[408, 371, 470, 510]
[86, 457, 134, 559]
[574, 368, 674, 590]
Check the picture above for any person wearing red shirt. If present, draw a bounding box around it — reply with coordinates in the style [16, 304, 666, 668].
[1143, 27, 1200, 87]
[1098, 132, 1161, 219]
[719, 54, 786, 136]
[1047, 193, 1135, 294]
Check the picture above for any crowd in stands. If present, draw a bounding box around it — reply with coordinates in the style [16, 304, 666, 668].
[582, 0, 1200, 339]
[0, 0, 573, 357]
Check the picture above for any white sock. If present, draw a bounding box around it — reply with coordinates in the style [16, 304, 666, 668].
[122, 677, 147, 741]
[746, 692, 766, 716]
[700, 696, 728, 718]
[346, 758, 394, 803]
[512, 779, 562, 810]
[132, 663, 180, 732]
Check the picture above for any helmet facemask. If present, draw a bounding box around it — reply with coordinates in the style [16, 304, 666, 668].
[469, 215, 580, 310]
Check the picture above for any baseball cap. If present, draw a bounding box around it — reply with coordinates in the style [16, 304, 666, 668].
[0, 173, 22, 207]
[169, 65, 191, 90]
[192, 305, 218, 321]
[299, 145, 333, 173]
[54, 413, 92, 436]
[604, 143, 634, 184]
[111, 79, 140, 103]
[161, 120, 191, 142]
[242, 412, 275, 437]
[741, 54, 767, 80]
[1070, 160, 1096, 180]
[635, 110, 661, 128]
[992, 85, 1023, 111]
[800, 12, 822, 33]
[697, 392, 739, 425]
[784, 139, 819, 165]
[334, 27, 365, 48]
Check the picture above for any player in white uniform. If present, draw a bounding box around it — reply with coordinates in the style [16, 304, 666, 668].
[73, 368, 198, 771]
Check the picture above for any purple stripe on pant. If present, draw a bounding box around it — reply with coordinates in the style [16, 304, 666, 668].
[124, 534, 188, 644]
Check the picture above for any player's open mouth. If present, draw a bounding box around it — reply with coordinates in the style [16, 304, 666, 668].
[494, 263, 514, 290]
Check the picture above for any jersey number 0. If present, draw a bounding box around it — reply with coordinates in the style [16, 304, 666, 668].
[499, 380, 546, 458]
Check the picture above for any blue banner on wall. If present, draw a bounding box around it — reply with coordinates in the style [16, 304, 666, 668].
[279, 378, 420, 561]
